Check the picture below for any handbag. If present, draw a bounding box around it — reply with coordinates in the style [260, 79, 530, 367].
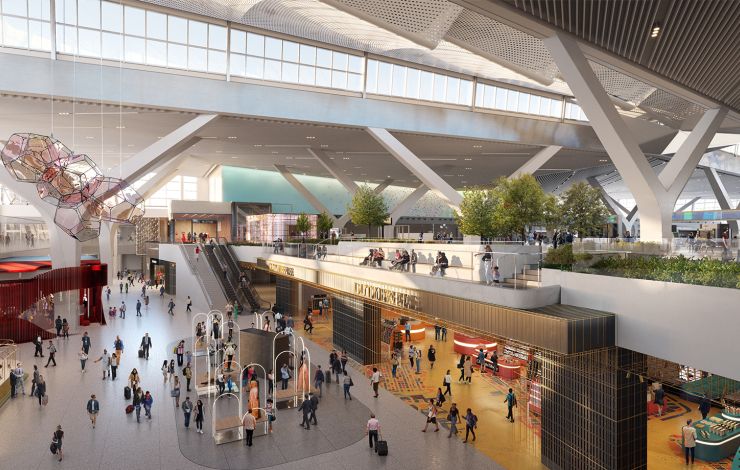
[349, 378, 354, 387]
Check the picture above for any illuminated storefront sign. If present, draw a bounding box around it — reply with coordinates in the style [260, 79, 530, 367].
[267, 262, 294, 277]
[353, 281, 419, 310]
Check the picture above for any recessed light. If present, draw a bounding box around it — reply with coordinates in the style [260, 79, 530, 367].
[464, 158, 472, 161]
[116, 126, 125, 129]
[253, 144, 263, 147]
[216, 150, 223, 153]
[342, 157, 350, 160]
[271, 151, 279, 154]
[127, 144, 134, 147]
[227, 136, 237, 140]
[231, 156, 238, 159]
[599, 159, 607, 162]
[473, 145, 482, 149]
[201, 136, 217, 139]
[305, 136, 316, 140]
[58, 112, 70, 116]
[651, 22, 661, 38]
[465, 167, 472, 170]
[320, 144, 329, 148]
[85, 136, 94, 140]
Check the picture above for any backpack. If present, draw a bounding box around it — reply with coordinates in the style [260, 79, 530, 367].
[511, 394, 518, 407]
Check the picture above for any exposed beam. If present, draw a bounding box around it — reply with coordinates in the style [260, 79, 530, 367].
[307, 148, 359, 194]
[383, 185, 427, 238]
[704, 168, 739, 233]
[509, 145, 561, 179]
[373, 178, 394, 195]
[274, 164, 337, 221]
[676, 197, 701, 213]
[366, 128, 462, 210]
[111, 114, 219, 182]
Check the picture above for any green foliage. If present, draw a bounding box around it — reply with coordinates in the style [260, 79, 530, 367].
[455, 186, 498, 237]
[589, 255, 740, 289]
[295, 213, 311, 239]
[544, 244, 576, 266]
[559, 182, 609, 236]
[316, 211, 334, 239]
[491, 174, 555, 238]
[347, 185, 388, 232]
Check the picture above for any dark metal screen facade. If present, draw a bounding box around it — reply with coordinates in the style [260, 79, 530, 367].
[275, 277, 297, 316]
[332, 294, 381, 365]
[541, 347, 647, 470]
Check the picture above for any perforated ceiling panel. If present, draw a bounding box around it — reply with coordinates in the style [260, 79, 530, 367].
[589, 62, 656, 106]
[321, 0, 463, 49]
[640, 89, 707, 127]
[446, 9, 560, 84]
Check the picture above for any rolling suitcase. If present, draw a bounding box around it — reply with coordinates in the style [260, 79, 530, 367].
[125, 404, 134, 414]
[325, 370, 332, 383]
[138, 348, 144, 358]
[124, 386, 132, 400]
[376, 439, 388, 456]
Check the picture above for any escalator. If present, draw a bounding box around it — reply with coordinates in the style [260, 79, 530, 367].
[203, 244, 263, 312]
[217, 244, 264, 311]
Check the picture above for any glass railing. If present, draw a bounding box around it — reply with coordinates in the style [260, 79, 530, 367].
[571, 237, 739, 260]
[0, 236, 51, 254]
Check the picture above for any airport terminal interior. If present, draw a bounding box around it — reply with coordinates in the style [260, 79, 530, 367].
[1, 1, 740, 469]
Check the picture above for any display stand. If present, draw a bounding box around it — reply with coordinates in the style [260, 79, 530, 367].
[242, 362, 267, 431]
[193, 310, 224, 397]
[211, 392, 242, 445]
[691, 413, 740, 461]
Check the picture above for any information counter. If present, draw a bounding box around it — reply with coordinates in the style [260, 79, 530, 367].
[452, 332, 496, 356]
[396, 321, 429, 342]
[690, 412, 740, 461]
[732, 445, 740, 470]
[497, 356, 522, 380]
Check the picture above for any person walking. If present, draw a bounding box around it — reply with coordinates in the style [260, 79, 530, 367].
[280, 363, 290, 390]
[55, 316, 62, 337]
[133, 387, 143, 422]
[94, 349, 111, 379]
[421, 399, 439, 432]
[136, 299, 142, 316]
[391, 353, 399, 379]
[367, 413, 381, 452]
[129, 369, 140, 391]
[463, 408, 478, 442]
[35, 375, 46, 406]
[266, 399, 275, 434]
[183, 363, 192, 392]
[309, 392, 319, 425]
[682, 419, 697, 465]
[447, 403, 460, 438]
[428, 345, 436, 369]
[78, 349, 88, 373]
[61, 318, 70, 339]
[140, 333, 152, 360]
[182, 396, 193, 429]
[298, 394, 312, 430]
[504, 388, 517, 423]
[81, 332, 91, 354]
[176, 340, 185, 367]
[699, 395, 711, 420]
[30, 365, 39, 397]
[654, 385, 665, 417]
[186, 296, 192, 313]
[167, 298, 175, 316]
[114, 335, 124, 358]
[12, 363, 24, 397]
[51, 425, 64, 461]
[463, 356, 473, 384]
[371, 367, 381, 398]
[172, 376, 181, 407]
[194, 399, 205, 434]
[415, 348, 422, 374]
[143, 391, 153, 419]
[119, 301, 126, 318]
[33, 335, 43, 357]
[243, 408, 257, 445]
[443, 370, 452, 396]
[435, 387, 446, 408]
[340, 350, 348, 373]
[314, 365, 324, 398]
[86, 394, 100, 428]
[168, 359, 175, 382]
[110, 352, 119, 380]
[343, 371, 353, 400]
[45, 341, 57, 367]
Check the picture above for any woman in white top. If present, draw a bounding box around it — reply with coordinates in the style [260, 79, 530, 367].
[161, 360, 169, 383]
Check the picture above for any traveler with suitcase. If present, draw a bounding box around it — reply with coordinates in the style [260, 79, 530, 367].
[366, 413, 382, 453]
[314, 365, 325, 397]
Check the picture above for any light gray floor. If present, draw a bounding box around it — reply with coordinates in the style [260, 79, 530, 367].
[0, 286, 505, 470]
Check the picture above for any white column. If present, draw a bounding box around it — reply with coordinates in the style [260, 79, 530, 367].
[383, 184, 427, 238]
[373, 178, 394, 195]
[307, 149, 359, 194]
[367, 128, 462, 210]
[274, 165, 337, 220]
[99, 222, 119, 284]
[704, 168, 739, 234]
[509, 145, 561, 178]
[544, 33, 726, 241]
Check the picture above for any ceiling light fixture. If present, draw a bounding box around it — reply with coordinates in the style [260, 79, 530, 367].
[599, 159, 608, 162]
[227, 136, 237, 140]
[651, 22, 661, 38]
[320, 144, 329, 148]
[253, 144, 263, 147]
[306, 136, 316, 140]
[58, 112, 70, 116]
[116, 126, 125, 129]
[464, 158, 472, 161]
[85, 136, 94, 140]
[473, 145, 482, 148]
[271, 151, 279, 154]
[201, 136, 218, 139]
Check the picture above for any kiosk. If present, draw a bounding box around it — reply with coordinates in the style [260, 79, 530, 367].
[690, 412, 740, 461]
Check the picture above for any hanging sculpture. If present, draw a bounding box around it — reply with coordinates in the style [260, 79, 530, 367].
[1, 133, 144, 242]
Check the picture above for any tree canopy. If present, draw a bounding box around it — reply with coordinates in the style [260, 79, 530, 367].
[347, 185, 388, 234]
[559, 182, 609, 236]
[295, 212, 311, 240]
[491, 174, 558, 238]
[455, 186, 498, 238]
[316, 211, 334, 239]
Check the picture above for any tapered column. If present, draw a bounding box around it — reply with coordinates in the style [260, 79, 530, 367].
[382, 184, 427, 237]
[510, 145, 561, 178]
[704, 168, 739, 234]
[274, 165, 337, 220]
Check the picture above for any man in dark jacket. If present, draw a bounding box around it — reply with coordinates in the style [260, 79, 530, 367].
[81, 332, 91, 354]
[699, 395, 712, 420]
[140, 333, 152, 360]
[298, 394, 312, 430]
[309, 393, 319, 425]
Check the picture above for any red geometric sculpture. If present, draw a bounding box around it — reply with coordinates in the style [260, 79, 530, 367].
[1, 133, 145, 241]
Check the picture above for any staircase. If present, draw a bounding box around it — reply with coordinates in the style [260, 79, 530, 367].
[180, 245, 228, 310]
[501, 265, 541, 289]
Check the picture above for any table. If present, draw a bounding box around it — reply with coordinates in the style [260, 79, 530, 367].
[690, 414, 740, 461]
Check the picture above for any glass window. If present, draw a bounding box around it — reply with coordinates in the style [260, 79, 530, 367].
[348, 54, 363, 74]
[505, 90, 518, 112]
[528, 95, 540, 114]
[187, 46, 206, 71]
[228, 52, 244, 75]
[146, 39, 166, 66]
[188, 20, 207, 47]
[208, 24, 226, 50]
[78, 28, 100, 57]
[282, 40, 298, 62]
[332, 51, 348, 71]
[299, 44, 315, 65]
[459, 80, 473, 105]
[124, 35, 144, 63]
[282, 61, 298, 82]
[230, 29, 245, 54]
[124, 6, 144, 36]
[481, 84, 493, 108]
[315, 67, 331, 87]
[406, 68, 420, 99]
[316, 48, 331, 67]
[432, 74, 446, 102]
[59, 0, 76, 25]
[207, 49, 226, 73]
[167, 16, 186, 44]
[3, 16, 28, 48]
[539, 97, 551, 116]
[377, 61, 392, 95]
[28, 0, 50, 20]
[3, 0, 28, 17]
[246, 32, 263, 56]
[167, 42, 186, 68]
[415, 70, 431, 100]
[28, 19, 50, 50]
[58, 24, 76, 53]
[347, 73, 362, 92]
[264, 36, 281, 59]
[146, 11, 166, 40]
[264, 58, 281, 80]
[551, 99, 563, 118]
[365, 59, 377, 93]
[77, 0, 99, 29]
[391, 64, 405, 97]
[245, 56, 263, 78]
[101, 2, 122, 32]
[331, 70, 347, 89]
[446, 76, 460, 104]
[494, 87, 507, 109]
[298, 64, 315, 85]
[517, 92, 529, 113]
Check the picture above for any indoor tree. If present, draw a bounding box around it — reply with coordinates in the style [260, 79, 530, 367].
[347, 185, 388, 237]
[295, 212, 311, 242]
[559, 182, 609, 237]
[454, 186, 498, 239]
[491, 174, 555, 239]
[316, 211, 334, 240]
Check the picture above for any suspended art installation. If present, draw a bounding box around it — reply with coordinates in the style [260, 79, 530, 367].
[0, 133, 145, 242]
